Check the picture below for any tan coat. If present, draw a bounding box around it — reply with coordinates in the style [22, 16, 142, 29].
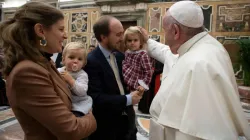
[6, 60, 96, 140]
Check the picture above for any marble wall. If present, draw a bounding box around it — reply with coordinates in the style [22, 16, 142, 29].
[62, 8, 100, 47]
[146, 0, 250, 82]
[147, 0, 250, 43]
[1, 4, 100, 48]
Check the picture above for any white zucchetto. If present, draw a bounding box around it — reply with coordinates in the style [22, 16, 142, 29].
[169, 1, 204, 28]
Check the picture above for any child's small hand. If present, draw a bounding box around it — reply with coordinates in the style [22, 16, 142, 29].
[137, 86, 145, 96]
[60, 72, 75, 86]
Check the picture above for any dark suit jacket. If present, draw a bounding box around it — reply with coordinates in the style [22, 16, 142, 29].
[55, 52, 63, 68]
[6, 60, 96, 140]
[0, 73, 8, 106]
[85, 46, 136, 140]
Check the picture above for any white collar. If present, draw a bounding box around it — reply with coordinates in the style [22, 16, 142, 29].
[177, 31, 208, 57]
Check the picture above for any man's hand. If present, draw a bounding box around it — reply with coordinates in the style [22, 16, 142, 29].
[137, 86, 145, 96]
[60, 71, 75, 87]
[137, 26, 149, 43]
[130, 90, 143, 105]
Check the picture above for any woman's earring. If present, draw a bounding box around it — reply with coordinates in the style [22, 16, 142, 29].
[40, 37, 47, 47]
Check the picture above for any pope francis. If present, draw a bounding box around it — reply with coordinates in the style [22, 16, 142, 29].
[143, 1, 250, 140]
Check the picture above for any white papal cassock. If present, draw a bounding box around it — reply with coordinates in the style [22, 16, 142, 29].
[148, 31, 250, 140]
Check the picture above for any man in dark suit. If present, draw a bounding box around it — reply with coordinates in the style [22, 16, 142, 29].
[84, 16, 143, 140]
[0, 50, 8, 106]
[55, 52, 63, 68]
[0, 72, 8, 106]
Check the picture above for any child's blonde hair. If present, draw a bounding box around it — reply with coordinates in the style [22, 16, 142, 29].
[62, 42, 87, 65]
[124, 26, 145, 49]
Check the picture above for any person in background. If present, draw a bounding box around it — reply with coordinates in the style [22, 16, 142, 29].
[58, 42, 92, 118]
[138, 59, 163, 114]
[88, 45, 96, 53]
[0, 49, 8, 106]
[85, 15, 143, 140]
[0, 2, 96, 140]
[0, 72, 8, 106]
[50, 46, 63, 68]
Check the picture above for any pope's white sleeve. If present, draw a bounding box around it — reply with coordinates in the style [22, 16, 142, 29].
[147, 39, 176, 64]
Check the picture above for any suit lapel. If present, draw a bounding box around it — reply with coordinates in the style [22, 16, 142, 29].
[95, 46, 116, 79]
[94, 47, 126, 94]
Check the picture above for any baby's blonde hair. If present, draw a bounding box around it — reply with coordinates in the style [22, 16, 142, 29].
[124, 26, 145, 49]
[62, 42, 87, 64]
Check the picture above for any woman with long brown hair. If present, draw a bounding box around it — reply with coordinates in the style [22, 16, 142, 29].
[0, 2, 96, 140]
